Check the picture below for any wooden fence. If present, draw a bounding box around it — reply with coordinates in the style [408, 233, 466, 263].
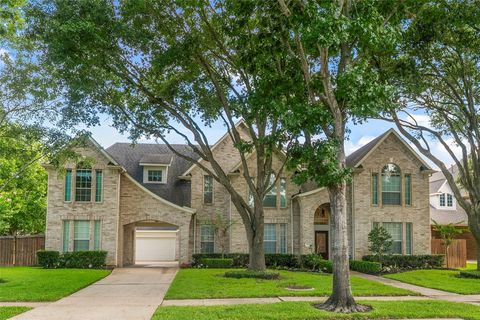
[0, 235, 45, 266]
[431, 239, 467, 269]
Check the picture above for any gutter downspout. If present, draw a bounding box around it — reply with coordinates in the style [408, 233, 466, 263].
[229, 194, 232, 253]
[193, 213, 197, 254]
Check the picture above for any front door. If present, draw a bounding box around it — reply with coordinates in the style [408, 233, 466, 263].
[315, 231, 329, 259]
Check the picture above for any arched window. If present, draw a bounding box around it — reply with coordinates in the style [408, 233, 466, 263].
[382, 163, 401, 205]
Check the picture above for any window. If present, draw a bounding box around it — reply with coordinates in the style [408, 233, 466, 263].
[147, 170, 163, 182]
[280, 178, 287, 208]
[95, 170, 103, 202]
[440, 193, 446, 206]
[404, 174, 411, 206]
[382, 164, 401, 205]
[372, 173, 378, 205]
[447, 194, 453, 207]
[279, 224, 287, 254]
[263, 174, 277, 208]
[64, 169, 72, 202]
[75, 169, 92, 202]
[74, 220, 90, 251]
[383, 222, 403, 254]
[94, 220, 101, 250]
[62, 220, 70, 252]
[200, 225, 214, 253]
[406, 223, 413, 255]
[203, 175, 213, 204]
[264, 224, 276, 254]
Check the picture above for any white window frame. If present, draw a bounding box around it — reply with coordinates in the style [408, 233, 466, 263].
[200, 224, 215, 253]
[203, 175, 214, 204]
[143, 165, 168, 184]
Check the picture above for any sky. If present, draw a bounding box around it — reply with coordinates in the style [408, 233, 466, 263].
[84, 113, 458, 169]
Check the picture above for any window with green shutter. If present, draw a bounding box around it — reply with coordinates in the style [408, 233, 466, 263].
[404, 174, 411, 206]
[264, 224, 276, 254]
[75, 169, 92, 202]
[382, 164, 401, 205]
[62, 220, 70, 252]
[280, 178, 287, 208]
[200, 225, 214, 253]
[94, 220, 101, 250]
[279, 224, 287, 254]
[64, 169, 72, 202]
[74, 220, 90, 251]
[371, 173, 378, 205]
[406, 223, 413, 255]
[263, 174, 277, 208]
[95, 170, 102, 202]
[203, 175, 213, 204]
[383, 222, 403, 254]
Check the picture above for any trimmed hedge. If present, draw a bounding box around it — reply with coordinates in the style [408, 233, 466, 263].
[349, 260, 382, 274]
[37, 250, 60, 269]
[362, 255, 444, 272]
[458, 270, 480, 279]
[224, 270, 280, 280]
[36, 250, 107, 269]
[199, 258, 234, 268]
[302, 254, 333, 273]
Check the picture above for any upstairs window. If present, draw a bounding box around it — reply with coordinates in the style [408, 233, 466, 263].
[95, 170, 103, 202]
[75, 169, 92, 202]
[371, 173, 378, 205]
[382, 164, 401, 205]
[64, 169, 72, 202]
[263, 174, 277, 208]
[148, 170, 163, 182]
[439, 193, 454, 207]
[447, 194, 453, 207]
[280, 178, 287, 208]
[203, 175, 213, 204]
[440, 193, 446, 206]
[143, 166, 167, 184]
[404, 174, 412, 206]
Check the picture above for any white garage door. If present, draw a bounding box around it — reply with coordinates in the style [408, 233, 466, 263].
[135, 230, 177, 263]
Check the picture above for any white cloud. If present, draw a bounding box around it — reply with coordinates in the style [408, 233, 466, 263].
[345, 135, 376, 155]
[402, 113, 432, 129]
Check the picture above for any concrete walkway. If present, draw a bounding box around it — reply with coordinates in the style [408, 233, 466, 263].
[10, 267, 178, 320]
[352, 272, 480, 305]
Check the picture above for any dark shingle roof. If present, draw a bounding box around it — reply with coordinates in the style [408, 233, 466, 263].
[139, 154, 173, 165]
[346, 131, 389, 167]
[430, 204, 468, 226]
[106, 143, 200, 207]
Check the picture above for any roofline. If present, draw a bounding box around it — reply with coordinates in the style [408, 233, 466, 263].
[352, 129, 433, 170]
[87, 136, 120, 166]
[292, 187, 326, 199]
[123, 173, 196, 214]
[181, 119, 247, 176]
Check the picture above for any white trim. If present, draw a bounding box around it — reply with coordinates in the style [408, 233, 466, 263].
[353, 129, 432, 170]
[181, 119, 247, 176]
[87, 136, 119, 166]
[143, 166, 168, 184]
[123, 173, 196, 214]
[292, 187, 326, 199]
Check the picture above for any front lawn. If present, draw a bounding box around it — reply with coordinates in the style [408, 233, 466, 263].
[0, 307, 30, 320]
[0, 267, 111, 301]
[165, 269, 415, 299]
[463, 262, 478, 270]
[152, 300, 480, 320]
[385, 269, 480, 294]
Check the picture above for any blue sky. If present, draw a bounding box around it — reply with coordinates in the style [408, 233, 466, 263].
[84, 113, 456, 168]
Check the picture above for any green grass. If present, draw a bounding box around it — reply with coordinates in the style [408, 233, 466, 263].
[165, 269, 415, 299]
[0, 267, 111, 301]
[152, 300, 480, 320]
[463, 262, 478, 270]
[385, 269, 480, 294]
[0, 307, 30, 320]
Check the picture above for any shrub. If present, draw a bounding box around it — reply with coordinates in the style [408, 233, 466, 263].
[368, 226, 393, 257]
[60, 251, 108, 269]
[458, 270, 480, 279]
[349, 260, 382, 274]
[224, 270, 280, 280]
[362, 254, 444, 272]
[265, 254, 299, 268]
[301, 254, 332, 273]
[199, 258, 234, 268]
[37, 250, 60, 268]
[192, 253, 249, 267]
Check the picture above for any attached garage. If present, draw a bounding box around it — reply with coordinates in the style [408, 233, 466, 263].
[135, 229, 177, 263]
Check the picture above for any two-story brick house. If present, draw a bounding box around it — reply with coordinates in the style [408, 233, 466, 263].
[43, 123, 434, 266]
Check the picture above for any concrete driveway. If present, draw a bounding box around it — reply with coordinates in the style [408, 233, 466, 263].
[11, 267, 178, 320]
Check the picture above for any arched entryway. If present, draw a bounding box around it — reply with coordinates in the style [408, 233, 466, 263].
[314, 203, 330, 259]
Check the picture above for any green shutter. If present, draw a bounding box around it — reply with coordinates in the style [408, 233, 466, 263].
[405, 174, 411, 206]
[372, 173, 378, 205]
[280, 178, 287, 208]
[94, 220, 101, 250]
[406, 223, 413, 255]
[279, 224, 287, 253]
[62, 220, 70, 252]
[64, 169, 72, 201]
[95, 170, 103, 202]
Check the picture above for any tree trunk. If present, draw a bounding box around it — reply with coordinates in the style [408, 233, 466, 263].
[246, 216, 266, 271]
[467, 210, 480, 271]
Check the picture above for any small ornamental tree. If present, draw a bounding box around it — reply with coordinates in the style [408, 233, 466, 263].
[368, 226, 393, 258]
[208, 213, 237, 259]
[432, 220, 465, 268]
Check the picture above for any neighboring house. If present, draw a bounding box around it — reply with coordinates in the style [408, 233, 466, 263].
[43, 124, 434, 266]
[429, 166, 477, 260]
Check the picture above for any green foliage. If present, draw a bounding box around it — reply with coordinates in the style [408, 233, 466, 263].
[368, 226, 393, 257]
[363, 255, 444, 273]
[37, 250, 107, 269]
[224, 270, 280, 280]
[0, 0, 24, 38]
[36, 250, 60, 269]
[199, 258, 234, 269]
[349, 260, 382, 275]
[432, 220, 465, 248]
[458, 270, 480, 279]
[301, 254, 332, 273]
